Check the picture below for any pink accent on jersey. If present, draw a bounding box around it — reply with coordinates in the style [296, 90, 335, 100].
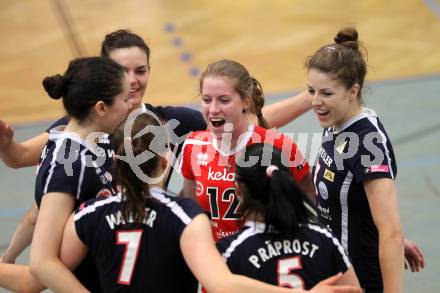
[369, 165, 389, 173]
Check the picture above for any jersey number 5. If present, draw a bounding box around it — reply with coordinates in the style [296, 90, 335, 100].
[116, 230, 143, 285]
[277, 256, 304, 289]
[207, 187, 241, 220]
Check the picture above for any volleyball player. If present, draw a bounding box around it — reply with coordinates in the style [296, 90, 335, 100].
[217, 143, 360, 290]
[308, 27, 405, 292]
[0, 113, 361, 293]
[0, 56, 130, 292]
[180, 59, 315, 241]
[0, 29, 312, 264]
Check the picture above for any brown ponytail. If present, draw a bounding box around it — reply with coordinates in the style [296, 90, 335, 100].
[115, 113, 165, 224]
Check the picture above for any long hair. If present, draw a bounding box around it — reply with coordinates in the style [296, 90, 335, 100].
[235, 143, 316, 235]
[115, 112, 168, 223]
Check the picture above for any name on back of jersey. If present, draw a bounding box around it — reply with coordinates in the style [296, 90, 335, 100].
[249, 239, 319, 269]
[105, 208, 157, 230]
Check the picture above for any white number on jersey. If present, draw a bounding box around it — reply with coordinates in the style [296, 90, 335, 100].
[277, 256, 304, 289]
[116, 230, 143, 285]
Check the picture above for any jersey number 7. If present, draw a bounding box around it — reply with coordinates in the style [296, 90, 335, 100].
[116, 230, 143, 285]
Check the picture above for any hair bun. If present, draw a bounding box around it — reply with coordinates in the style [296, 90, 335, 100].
[334, 27, 359, 49]
[42, 74, 66, 100]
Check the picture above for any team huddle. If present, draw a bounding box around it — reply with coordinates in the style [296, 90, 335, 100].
[0, 28, 425, 293]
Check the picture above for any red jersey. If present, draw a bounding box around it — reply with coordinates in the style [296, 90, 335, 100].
[180, 125, 310, 241]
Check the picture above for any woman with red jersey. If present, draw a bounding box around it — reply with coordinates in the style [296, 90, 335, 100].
[180, 59, 315, 241]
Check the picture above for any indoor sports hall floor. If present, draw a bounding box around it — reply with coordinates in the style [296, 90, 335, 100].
[1, 0, 439, 292]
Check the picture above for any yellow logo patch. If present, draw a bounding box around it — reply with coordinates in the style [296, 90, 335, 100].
[324, 168, 335, 182]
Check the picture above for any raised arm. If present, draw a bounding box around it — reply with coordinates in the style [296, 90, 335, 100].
[262, 91, 311, 128]
[0, 120, 48, 168]
[364, 178, 404, 293]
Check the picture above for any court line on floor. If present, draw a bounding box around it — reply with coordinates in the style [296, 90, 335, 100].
[51, 0, 86, 57]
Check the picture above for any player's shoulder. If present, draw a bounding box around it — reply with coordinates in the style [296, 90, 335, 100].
[345, 108, 385, 136]
[186, 130, 212, 140]
[74, 193, 122, 221]
[299, 223, 342, 244]
[149, 188, 204, 221]
[217, 222, 265, 257]
[183, 131, 213, 150]
[216, 229, 243, 253]
[253, 126, 295, 146]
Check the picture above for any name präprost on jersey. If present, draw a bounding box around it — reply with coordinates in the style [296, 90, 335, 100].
[248, 239, 319, 268]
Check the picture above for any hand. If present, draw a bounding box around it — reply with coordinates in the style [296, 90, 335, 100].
[0, 120, 14, 149]
[404, 238, 425, 272]
[0, 253, 16, 264]
[309, 273, 362, 293]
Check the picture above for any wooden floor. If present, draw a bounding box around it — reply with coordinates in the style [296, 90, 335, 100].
[1, 0, 440, 123]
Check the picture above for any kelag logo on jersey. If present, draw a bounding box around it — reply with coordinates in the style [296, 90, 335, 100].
[207, 167, 235, 182]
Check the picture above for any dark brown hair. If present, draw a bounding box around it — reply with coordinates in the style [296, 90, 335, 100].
[42, 57, 125, 122]
[101, 29, 151, 68]
[305, 27, 367, 102]
[115, 113, 168, 224]
[235, 143, 317, 235]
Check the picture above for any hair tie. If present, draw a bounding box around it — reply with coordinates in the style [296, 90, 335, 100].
[266, 165, 279, 178]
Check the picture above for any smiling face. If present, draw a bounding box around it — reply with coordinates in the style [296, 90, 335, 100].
[102, 73, 131, 134]
[201, 76, 250, 142]
[307, 69, 361, 129]
[109, 47, 150, 111]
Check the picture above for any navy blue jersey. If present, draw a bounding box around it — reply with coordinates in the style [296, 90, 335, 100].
[35, 128, 115, 208]
[313, 108, 396, 292]
[74, 187, 205, 293]
[35, 127, 116, 292]
[217, 221, 351, 290]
